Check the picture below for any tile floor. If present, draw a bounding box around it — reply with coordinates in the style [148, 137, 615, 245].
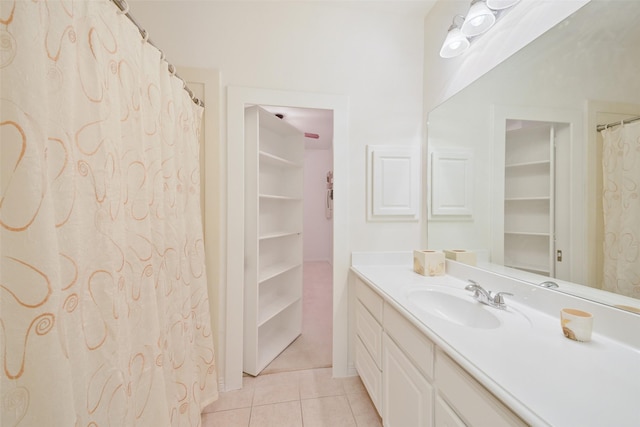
[200, 368, 382, 427]
[201, 262, 380, 426]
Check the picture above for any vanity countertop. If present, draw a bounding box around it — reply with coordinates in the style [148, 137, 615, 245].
[351, 259, 640, 427]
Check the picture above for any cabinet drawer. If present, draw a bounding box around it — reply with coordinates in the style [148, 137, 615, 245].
[355, 336, 382, 415]
[383, 304, 434, 380]
[356, 278, 383, 322]
[436, 350, 527, 427]
[435, 395, 465, 427]
[356, 301, 382, 367]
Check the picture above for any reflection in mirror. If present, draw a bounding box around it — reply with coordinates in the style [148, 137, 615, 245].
[426, 0, 640, 314]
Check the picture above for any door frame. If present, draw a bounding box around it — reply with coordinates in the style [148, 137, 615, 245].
[226, 87, 349, 390]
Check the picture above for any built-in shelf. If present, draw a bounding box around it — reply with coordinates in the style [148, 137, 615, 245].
[259, 261, 301, 284]
[505, 160, 550, 169]
[505, 196, 550, 202]
[256, 302, 301, 372]
[258, 295, 301, 327]
[244, 105, 303, 376]
[259, 150, 303, 169]
[259, 194, 302, 201]
[504, 120, 555, 278]
[504, 262, 551, 276]
[259, 231, 301, 241]
[504, 231, 550, 237]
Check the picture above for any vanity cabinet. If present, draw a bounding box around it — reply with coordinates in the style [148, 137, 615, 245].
[355, 278, 384, 413]
[353, 277, 527, 427]
[382, 303, 434, 427]
[436, 350, 527, 427]
[243, 105, 304, 376]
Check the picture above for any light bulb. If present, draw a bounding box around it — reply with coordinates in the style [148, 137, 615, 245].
[461, 1, 496, 37]
[439, 27, 470, 58]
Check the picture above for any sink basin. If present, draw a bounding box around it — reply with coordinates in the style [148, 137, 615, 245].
[405, 287, 501, 329]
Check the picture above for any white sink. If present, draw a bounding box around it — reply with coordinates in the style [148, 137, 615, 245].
[405, 287, 501, 329]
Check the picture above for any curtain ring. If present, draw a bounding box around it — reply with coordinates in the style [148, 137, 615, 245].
[116, 0, 130, 15]
[168, 64, 176, 76]
[159, 50, 166, 61]
[140, 29, 149, 43]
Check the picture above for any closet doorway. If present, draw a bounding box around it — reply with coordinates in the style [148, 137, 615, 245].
[226, 87, 349, 391]
[258, 105, 334, 375]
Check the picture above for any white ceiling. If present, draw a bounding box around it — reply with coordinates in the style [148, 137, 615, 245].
[261, 105, 334, 150]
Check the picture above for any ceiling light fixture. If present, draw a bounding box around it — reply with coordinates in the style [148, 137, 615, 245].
[439, 0, 521, 59]
[439, 15, 470, 59]
[461, 0, 496, 37]
[486, 0, 521, 10]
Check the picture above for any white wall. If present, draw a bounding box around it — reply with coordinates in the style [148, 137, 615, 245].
[129, 0, 431, 386]
[304, 149, 333, 263]
[130, 0, 430, 250]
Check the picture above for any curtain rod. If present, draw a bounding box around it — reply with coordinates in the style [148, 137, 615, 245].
[597, 116, 640, 132]
[110, 0, 204, 108]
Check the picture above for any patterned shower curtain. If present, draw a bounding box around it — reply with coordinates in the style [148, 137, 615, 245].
[602, 121, 640, 299]
[0, 0, 218, 425]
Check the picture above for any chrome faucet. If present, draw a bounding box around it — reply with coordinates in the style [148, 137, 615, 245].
[539, 280, 559, 289]
[465, 280, 513, 309]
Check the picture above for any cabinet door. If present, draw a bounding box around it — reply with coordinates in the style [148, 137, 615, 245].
[436, 350, 527, 427]
[435, 395, 465, 427]
[382, 334, 433, 427]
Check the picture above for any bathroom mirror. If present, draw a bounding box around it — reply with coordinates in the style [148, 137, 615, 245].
[426, 0, 640, 313]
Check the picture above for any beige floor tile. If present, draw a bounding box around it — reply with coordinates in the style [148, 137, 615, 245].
[301, 395, 357, 427]
[249, 401, 303, 427]
[346, 391, 379, 418]
[202, 376, 256, 413]
[299, 368, 345, 399]
[255, 370, 300, 386]
[353, 411, 383, 427]
[201, 407, 251, 427]
[342, 376, 367, 395]
[253, 372, 300, 406]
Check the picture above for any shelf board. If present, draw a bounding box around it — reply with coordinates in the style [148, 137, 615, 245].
[257, 326, 301, 373]
[259, 262, 301, 284]
[505, 160, 550, 169]
[504, 231, 550, 237]
[259, 150, 302, 169]
[258, 295, 301, 327]
[505, 196, 550, 202]
[259, 231, 302, 241]
[504, 263, 551, 275]
[259, 193, 302, 201]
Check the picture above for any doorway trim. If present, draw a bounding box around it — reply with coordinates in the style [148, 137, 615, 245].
[226, 87, 349, 390]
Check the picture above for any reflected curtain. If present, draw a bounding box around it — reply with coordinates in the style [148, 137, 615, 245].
[602, 121, 640, 299]
[0, 0, 218, 425]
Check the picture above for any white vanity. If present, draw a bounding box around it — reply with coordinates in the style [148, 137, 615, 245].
[351, 252, 640, 427]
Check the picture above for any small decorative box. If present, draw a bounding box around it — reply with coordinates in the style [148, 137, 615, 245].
[413, 250, 445, 276]
[443, 249, 476, 266]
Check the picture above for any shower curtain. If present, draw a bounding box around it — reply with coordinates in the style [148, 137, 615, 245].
[602, 121, 640, 299]
[0, 1, 218, 425]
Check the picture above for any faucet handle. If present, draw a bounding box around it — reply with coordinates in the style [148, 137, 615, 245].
[492, 292, 513, 305]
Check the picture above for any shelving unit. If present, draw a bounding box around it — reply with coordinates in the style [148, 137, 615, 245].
[503, 121, 555, 276]
[244, 105, 304, 376]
